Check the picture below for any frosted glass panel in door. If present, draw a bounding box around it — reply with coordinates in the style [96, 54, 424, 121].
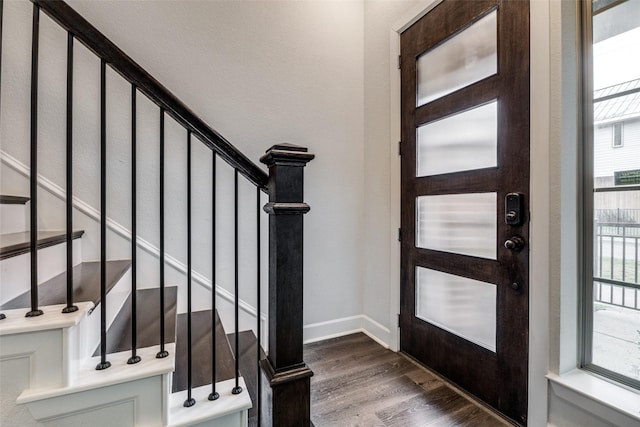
[417, 10, 497, 106]
[416, 266, 496, 352]
[416, 193, 496, 259]
[416, 101, 497, 177]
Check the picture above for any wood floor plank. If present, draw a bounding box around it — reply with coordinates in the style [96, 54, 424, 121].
[432, 404, 505, 427]
[311, 357, 421, 409]
[305, 333, 375, 364]
[312, 372, 429, 424]
[376, 385, 469, 426]
[305, 333, 510, 427]
[405, 365, 447, 392]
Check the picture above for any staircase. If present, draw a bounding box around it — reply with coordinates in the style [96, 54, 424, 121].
[0, 196, 253, 426]
[1, 1, 314, 426]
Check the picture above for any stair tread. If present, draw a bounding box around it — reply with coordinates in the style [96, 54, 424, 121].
[173, 310, 236, 393]
[0, 230, 84, 260]
[1, 260, 131, 310]
[100, 286, 178, 355]
[228, 330, 264, 424]
[17, 343, 176, 405]
[0, 195, 29, 205]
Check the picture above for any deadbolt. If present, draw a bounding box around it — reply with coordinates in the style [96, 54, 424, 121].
[504, 236, 525, 251]
[505, 193, 524, 225]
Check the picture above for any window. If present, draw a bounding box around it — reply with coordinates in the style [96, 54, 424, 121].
[582, 0, 640, 388]
[612, 122, 623, 147]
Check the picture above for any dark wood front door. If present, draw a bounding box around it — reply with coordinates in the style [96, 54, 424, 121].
[399, 1, 530, 425]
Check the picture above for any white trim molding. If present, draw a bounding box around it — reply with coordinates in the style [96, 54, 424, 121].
[547, 370, 640, 426]
[303, 314, 391, 348]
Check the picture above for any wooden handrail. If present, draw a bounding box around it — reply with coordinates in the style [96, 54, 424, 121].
[32, 0, 268, 189]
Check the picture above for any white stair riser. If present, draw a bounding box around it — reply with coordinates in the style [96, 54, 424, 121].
[24, 374, 169, 427]
[0, 329, 67, 391]
[0, 239, 82, 306]
[0, 303, 93, 389]
[0, 203, 28, 234]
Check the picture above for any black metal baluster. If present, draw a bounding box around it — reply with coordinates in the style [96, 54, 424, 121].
[635, 238, 638, 310]
[27, 3, 43, 318]
[232, 169, 242, 395]
[128, 85, 141, 365]
[609, 281, 613, 303]
[184, 131, 196, 407]
[635, 238, 638, 285]
[157, 108, 168, 359]
[599, 225, 603, 276]
[610, 236, 614, 280]
[208, 153, 219, 401]
[256, 186, 262, 425]
[96, 59, 110, 370]
[63, 32, 78, 315]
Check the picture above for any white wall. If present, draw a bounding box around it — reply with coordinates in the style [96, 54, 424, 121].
[362, 0, 421, 348]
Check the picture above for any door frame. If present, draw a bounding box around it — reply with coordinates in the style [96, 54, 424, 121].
[387, 1, 551, 424]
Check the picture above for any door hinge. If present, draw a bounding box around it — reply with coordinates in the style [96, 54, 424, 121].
[398, 313, 401, 328]
[398, 228, 402, 242]
[398, 140, 402, 156]
[398, 55, 402, 69]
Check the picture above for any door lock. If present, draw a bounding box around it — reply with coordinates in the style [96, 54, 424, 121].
[505, 193, 524, 225]
[504, 236, 525, 251]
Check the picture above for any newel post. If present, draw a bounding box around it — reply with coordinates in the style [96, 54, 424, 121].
[259, 143, 314, 426]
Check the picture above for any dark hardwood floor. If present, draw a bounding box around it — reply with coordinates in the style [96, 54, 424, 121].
[305, 333, 510, 427]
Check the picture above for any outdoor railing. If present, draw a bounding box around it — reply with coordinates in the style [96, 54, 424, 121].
[594, 221, 640, 310]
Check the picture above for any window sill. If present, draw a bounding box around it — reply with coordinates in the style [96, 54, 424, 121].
[547, 369, 640, 425]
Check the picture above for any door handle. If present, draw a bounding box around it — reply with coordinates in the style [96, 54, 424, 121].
[504, 236, 525, 251]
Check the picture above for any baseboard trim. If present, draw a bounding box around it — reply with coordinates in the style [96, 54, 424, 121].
[303, 314, 390, 348]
